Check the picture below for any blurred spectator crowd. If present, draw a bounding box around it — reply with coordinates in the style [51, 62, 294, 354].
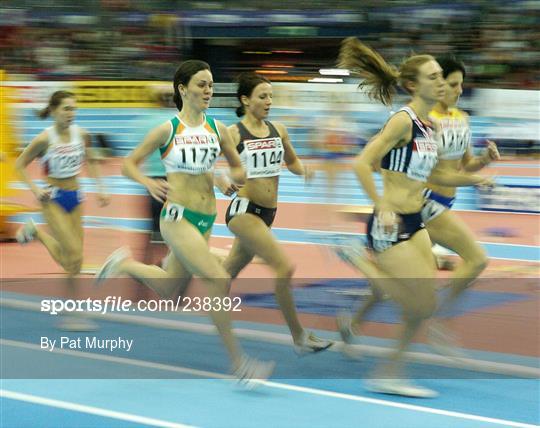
[1, 0, 538, 88]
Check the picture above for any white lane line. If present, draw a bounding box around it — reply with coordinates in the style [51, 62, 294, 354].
[0, 390, 197, 428]
[1, 298, 539, 378]
[263, 381, 539, 428]
[1, 339, 538, 428]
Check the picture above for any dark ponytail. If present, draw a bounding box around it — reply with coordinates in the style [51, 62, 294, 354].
[235, 105, 245, 117]
[235, 72, 271, 117]
[37, 90, 75, 119]
[172, 60, 211, 112]
[38, 106, 51, 119]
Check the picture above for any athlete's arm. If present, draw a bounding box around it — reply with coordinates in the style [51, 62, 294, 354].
[213, 124, 241, 196]
[278, 122, 312, 179]
[122, 122, 171, 202]
[14, 131, 50, 201]
[461, 140, 500, 172]
[429, 168, 493, 187]
[354, 112, 411, 208]
[82, 129, 109, 206]
[216, 121, 245, 185]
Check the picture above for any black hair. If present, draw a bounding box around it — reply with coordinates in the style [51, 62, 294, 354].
[435, 55, 466, 79]
[235, 72, 271, 117]
[37, 90, 75, 119]
[172, 60, 211, 111]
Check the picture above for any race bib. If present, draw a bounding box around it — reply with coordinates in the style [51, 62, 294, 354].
[437, 120, 470, 159]
[161, 202, 184, 222]
[172, 134, 220, 174]
[370, 216, 398, 253]
[48, 144, 85, 178]
[407, 137, 438, 181]
[243, 137, 284, 178]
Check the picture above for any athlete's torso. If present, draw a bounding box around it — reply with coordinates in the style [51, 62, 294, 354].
[235, 120, 284, 208]
[427, 107, 471, 197]
[380, 106, 439, 213]
[430, 107, 470, 161]
[41, 124, 85, 189]
[160, 114, 221, 213]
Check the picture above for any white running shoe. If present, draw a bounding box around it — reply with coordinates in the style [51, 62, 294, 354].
[15, 219, 37, 244]
[95, 247, 131, 286]
[336, 311, 362, 360]
[365, 378, 438, 398]
[332, 238, 368, 270]
[294, 331, 333, 355]
[427, 320, 465, 360]
[233, 356, 275, 390]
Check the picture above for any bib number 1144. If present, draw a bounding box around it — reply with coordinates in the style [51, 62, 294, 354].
[251, 150, 282, 169]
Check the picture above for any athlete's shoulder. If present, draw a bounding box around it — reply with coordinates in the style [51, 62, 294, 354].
[386, 110, 413, 131]
[227, 123, 241, 141]
[451, 108, 469, 120]
[154, 119, 177, 141]
[428, 109, 445, 120]
[76, 125, 90, 139]
[34, 128, 54, 148]
[271, 121, 287, 137]
[210, 118, 226, 137]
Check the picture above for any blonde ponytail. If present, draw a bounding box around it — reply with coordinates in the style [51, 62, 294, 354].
[338, 37, 400, 106]
[339, 38, 435, 105]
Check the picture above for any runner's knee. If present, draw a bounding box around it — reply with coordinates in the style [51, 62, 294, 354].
[65, 255, 83, 275]
[469, 249, 488, 275]
[274, 262, 295, 282]
[405, 291, 436, 320]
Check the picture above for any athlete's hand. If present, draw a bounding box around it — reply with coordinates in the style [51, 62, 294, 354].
[303, 164, 315, 183]
[484, 140, 500, 162]
[475, 175, 496, 189]
[144, 178, 169, 203]
[229, 166, 246, 186]
[33, 187, 51, 203]
[97, 193, 110, 207]
[215, 173, 240, 197]
[376, 206, 397, 234]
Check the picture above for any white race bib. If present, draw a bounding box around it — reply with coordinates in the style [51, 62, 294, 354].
[370, 216, 398, 253]
[243, 137, 284, 178]
[162, 202, 184, 222]
[437, 120, 471, 160]
[48, 144, 85, 178]
[407, 137, 438, 181]
[171, 134, 220, 174]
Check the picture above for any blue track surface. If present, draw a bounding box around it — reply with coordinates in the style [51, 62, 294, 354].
[16, 107, 540, 158]
[1, 300, 539, 427]
[240, 280, 531, 320]
[5, 110, 540, 426]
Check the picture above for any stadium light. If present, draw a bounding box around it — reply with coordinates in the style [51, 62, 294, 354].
[319, 69, 350, 76]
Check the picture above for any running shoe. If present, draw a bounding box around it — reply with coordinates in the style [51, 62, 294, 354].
[294, 331, 333, 355]
[332, 238, 368, 270]
[365, 378, 438, 398]
[336, 311, 362, 360]
[15, 219, 37, 244]
[233, 356, 275, 390]
[95, 247, 131, 286]
[427, 320, 466, 360]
